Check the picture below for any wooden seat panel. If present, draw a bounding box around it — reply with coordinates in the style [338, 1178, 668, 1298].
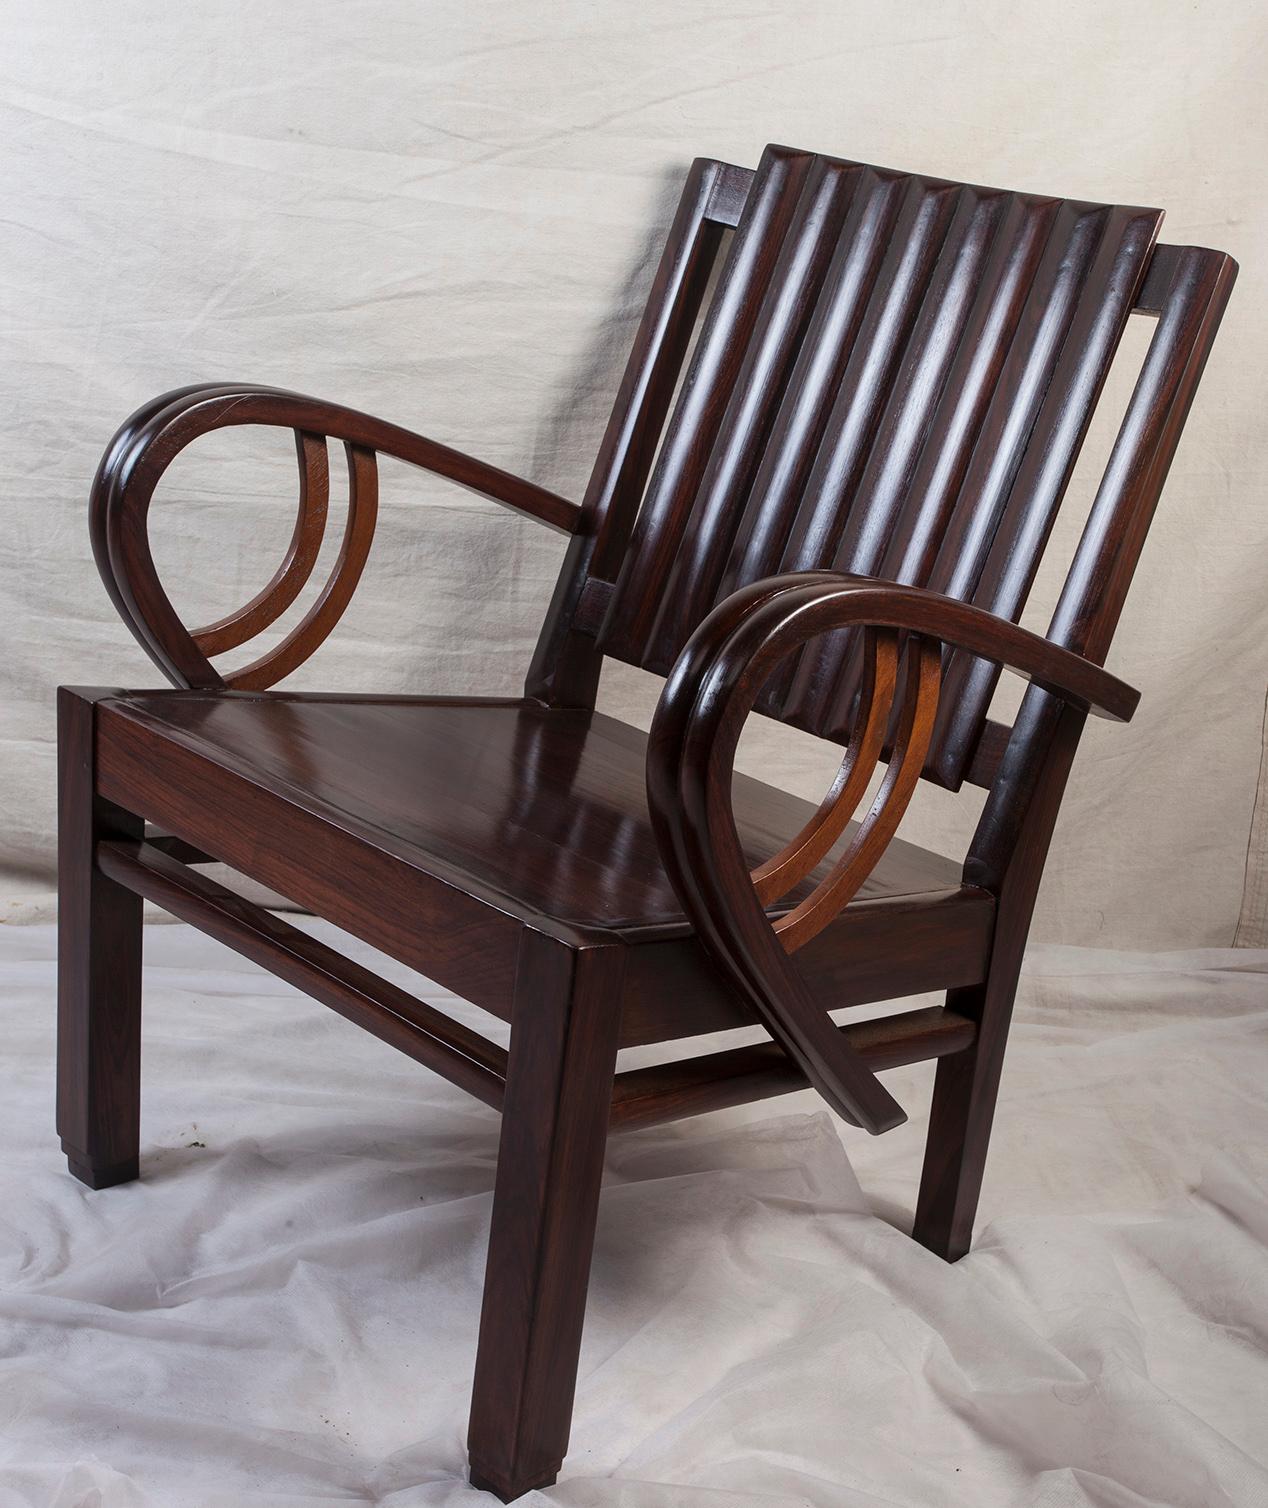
[98, 690, 975, 933]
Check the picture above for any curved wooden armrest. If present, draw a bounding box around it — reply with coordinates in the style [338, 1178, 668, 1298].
[91, 382, 579, 690]
[645, 572, 1139, 1136]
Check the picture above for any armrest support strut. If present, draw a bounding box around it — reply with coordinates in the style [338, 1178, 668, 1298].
[646, 571, 1139, 1134]
[91, 383, 579, 689]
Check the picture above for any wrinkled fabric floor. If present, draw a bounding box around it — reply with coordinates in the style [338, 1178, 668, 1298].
[1, 920, 1265, 1507]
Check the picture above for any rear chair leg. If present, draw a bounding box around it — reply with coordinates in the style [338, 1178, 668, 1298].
[57, 687, 144, 1190]
[912, 969, 1021, 1262]
[468, 930, 625, 1502]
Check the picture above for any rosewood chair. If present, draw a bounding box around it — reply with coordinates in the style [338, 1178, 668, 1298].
[60, 145, 1236, 1500]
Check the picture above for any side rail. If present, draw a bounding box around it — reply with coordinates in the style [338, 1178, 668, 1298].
[646, 571, 1139, 1135]
[91, 383, 579, 690]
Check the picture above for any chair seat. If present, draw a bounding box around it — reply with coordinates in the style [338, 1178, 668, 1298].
[99, 691, 975, 932]
[95, 690, 996, 1042]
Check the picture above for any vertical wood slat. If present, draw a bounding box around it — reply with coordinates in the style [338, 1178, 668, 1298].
[643, 156, 867, 665]
[786, 199, 1160, 756]
[801, 193, 1056, 738]
[926, 202, 1163, 782]
[600, 145, 815, 663]
[716, 167, 908, 601]
[1047, 243, 1239, 662]
[776, 182, 1026, 731]
[751, 173, 969, 723]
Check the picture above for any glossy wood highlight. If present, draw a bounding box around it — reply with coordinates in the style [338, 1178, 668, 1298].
[589, 148, 1162, 788]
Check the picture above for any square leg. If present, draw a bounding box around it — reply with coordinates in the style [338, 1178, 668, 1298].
[467, 931, 625, 1499]
[57, 687, 144, 1189]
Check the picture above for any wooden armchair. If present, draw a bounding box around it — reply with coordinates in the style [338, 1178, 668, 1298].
[59, 146, 1236, 1500]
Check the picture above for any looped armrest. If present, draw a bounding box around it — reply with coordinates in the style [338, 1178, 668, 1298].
[645, 571, 1139, 1135]
[91, 382, 579, 690]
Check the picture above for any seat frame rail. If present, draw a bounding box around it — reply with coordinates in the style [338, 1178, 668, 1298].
[99, 836, 978, 1131]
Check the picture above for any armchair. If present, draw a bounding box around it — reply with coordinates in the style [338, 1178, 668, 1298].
[59, 145, 1236, 1499]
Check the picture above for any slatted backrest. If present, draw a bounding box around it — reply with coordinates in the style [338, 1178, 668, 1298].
[527, 145, 1235, 791]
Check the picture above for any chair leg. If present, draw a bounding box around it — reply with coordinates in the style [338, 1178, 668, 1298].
[56, 687, 144, 1190]
[467, 930, 625, 1502]
[912, 965, 1020, 1263]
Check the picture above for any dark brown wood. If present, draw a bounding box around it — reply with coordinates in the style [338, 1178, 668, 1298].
[913, 700, 1085, 1259]
[527, 157, 731, 709]
[57, 687, 145, 1189]
[92, 384, 579, 691]
[572, 148, 1160, 788]
[611, 1005, 976, 1131]
[751, 627, 898, 904]
[963, 717, 1012, 789]
[92, 694, 992, 1045]
[222, 441, 378, 691]
[61, 145, 1238, 1498]
[1049, 243, 1238, 664]
[143, 827, 214, 864]
[644, 571, 1139, 1133]
[96, 838, 509, 1110]
[192, 430, 330, 656]
[771, 634, 941, 951]
[902, 239, 1235, 1260]
[618, 888, 993, 1045]
[93, 694, 529, 1013]
[468, 932, 625, 1501]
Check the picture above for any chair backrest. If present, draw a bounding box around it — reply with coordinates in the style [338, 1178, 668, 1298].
[528, 145, 1236, 791]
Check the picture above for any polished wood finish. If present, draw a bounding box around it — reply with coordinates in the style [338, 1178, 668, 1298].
[751, 627, 898, 903]
[89, 836, 983, 1149]
[57, 688, 144, 1189]
[90, 695, 992, 1046]
[97, 838, 509, 1110]
[619, 887, 993, 1046]
[191, 430, 330, 657]
[468, 933, 624, 1499]
[772, 634, 942, 952]
[60, 145, 1236, 1499]
[914, 702, 1085, 1259]
[610, 1005, 976, 1132]
[537, 148, 1162, 786]
[143, 828, 215, 865]
[92, 384, 577, 691]
[95, 695, 968, 930]
[644, 569, 1141, 1132]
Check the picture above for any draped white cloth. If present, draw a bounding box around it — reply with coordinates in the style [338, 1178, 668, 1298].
[3, 4, 1266, 1501]
[1, 0, 1266, 945]
[2, 918, 1265, 1505]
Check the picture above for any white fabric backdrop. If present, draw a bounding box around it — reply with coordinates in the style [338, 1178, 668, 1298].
[2, 919, 1265, 1506]
[0, 0, 1265, 943]
[2, 13, 1266, 1500]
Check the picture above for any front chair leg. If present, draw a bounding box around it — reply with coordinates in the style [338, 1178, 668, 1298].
[468, 930, 625, 1501]
[912, 966, 1021, 1262]
[56, 687, 145, 1189]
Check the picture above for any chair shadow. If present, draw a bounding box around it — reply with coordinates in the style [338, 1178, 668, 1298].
[136, 1101, 503, 1194]
[130, 1097, 898, 1305]
[865, 1191, 918, 1238]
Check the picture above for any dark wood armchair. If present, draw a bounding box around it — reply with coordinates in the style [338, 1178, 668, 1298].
[59, 146, 1236, 1500]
